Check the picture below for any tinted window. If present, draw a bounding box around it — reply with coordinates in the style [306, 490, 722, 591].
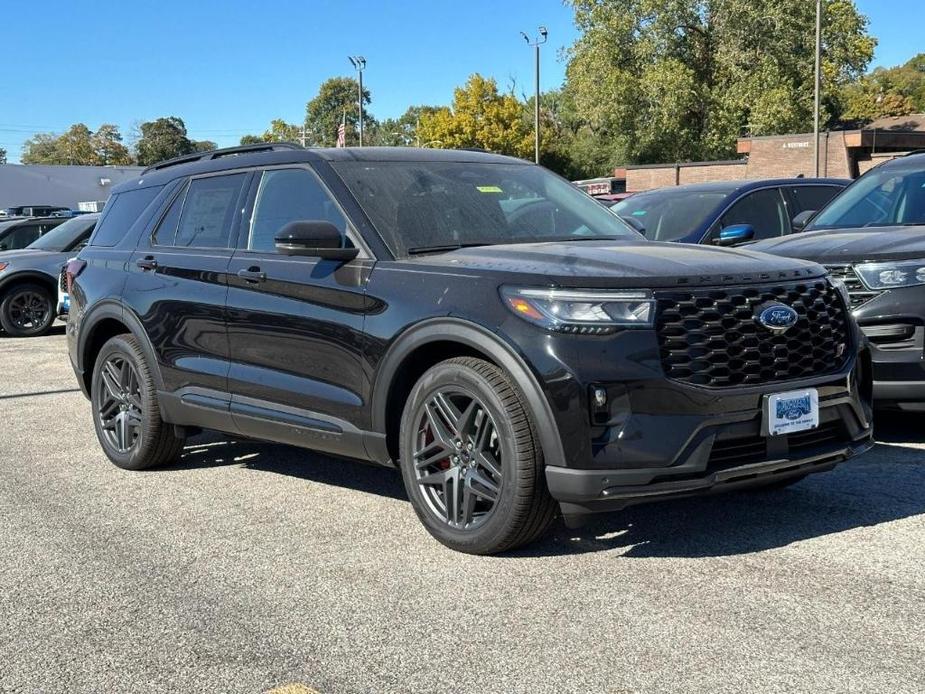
[720, 188, 788, 240]
[28, 215, 97, 251]
[247, 168, 347, 252]
[613, 190, 727, 241]
[332, 161, 637, 257]
[169, 174, 246, 248]
[91, 186, 162, 247]
[790, 185, 842, 214]
[0, 224, 41, 250]
[152, 182, 187, 245]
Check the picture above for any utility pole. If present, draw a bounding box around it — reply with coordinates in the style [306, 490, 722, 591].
[348, 56, 367, 146]
[521, 27, 548, 164]
[813, 0, 822, 177]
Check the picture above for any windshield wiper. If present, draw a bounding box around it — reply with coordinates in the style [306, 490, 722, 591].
[406, 243, 490, 256]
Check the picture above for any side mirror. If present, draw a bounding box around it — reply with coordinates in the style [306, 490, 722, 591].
[791, 210, 816, 233]
[714, 223, 754, 246]
[620, 215, 646, 235]
[274, 220, 359, 261]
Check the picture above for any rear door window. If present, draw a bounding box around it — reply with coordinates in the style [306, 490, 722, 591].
[90, 186, 163, 247]
[789, 185, 843, 214]
[158, 174, 247, 248]
[0, 224, 41, 249]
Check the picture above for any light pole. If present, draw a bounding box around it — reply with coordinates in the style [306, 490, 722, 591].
[348, 55, 366, 146]
[813, 0, 822, 177]
[521, 26, 548, 164]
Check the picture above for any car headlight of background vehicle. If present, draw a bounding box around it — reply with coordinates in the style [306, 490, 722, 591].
[854, 259, 925, 289]
[501, 287, 654, 334]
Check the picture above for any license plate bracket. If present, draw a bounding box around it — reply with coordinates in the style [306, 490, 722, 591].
[763, 389, 819, 437]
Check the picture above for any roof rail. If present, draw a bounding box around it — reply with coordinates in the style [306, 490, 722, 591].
[900, 149, 925, 157]
[141, 142, 304, 174]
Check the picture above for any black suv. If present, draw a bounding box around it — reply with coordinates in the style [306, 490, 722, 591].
[751, 152, 925, 411]
[67, 144, 874, 554]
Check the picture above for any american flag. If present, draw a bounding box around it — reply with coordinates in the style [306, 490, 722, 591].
[336, 123, 346, 148]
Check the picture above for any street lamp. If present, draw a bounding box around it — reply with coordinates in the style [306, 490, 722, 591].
[520, 26, 548, 164]
[348, 55, 367, 146]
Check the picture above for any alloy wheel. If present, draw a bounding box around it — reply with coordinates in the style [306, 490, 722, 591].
[7, 290, 50, 331]
[96, 355, 143, 454]
[412, 389, 503, 530]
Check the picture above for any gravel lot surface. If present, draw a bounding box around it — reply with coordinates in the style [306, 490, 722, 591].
[2, 329, 924, 693]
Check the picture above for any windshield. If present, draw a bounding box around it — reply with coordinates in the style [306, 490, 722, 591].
[27, 215, 96, 251]
[809, 164, 925, 230]
[331, 161, 639, 256]
[612, 189, 728, 241]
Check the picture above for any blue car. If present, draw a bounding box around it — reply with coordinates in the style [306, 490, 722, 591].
[613, 178, 849, 246]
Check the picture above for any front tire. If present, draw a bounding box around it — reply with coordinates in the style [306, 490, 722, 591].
[90, 334, 185, 470]
[399, 357, 556, 554]
[0, 283, 55, 337]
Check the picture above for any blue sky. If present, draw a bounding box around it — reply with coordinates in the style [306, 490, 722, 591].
[0, 0, 921, 163]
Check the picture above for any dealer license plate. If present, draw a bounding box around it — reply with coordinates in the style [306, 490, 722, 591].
[765, 389, 819, 436]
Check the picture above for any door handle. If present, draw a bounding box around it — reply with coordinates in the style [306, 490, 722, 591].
[136, 256, 158, 271]
[237, 267, 266, 282]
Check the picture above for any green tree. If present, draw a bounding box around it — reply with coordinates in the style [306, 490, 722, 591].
[368, 105, 440, 146]
[191, 140, 217, 152]
[305, 77, 374, 146]
[240, 119, 304, 145]
[135, 116, 196, 166]
[0, 148, 6, 165]
[21, 133, 61, 164]
[91, 124, 133, 165]
[839, 53, 925, 122]
[564, 0, 876, 166]
[416, 74, 535, 158]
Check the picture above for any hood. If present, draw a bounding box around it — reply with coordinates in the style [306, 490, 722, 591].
[749, 226, 925, 264]
[406, 239, 823, 289]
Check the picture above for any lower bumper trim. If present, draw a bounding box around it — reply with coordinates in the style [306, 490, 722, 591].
[546, 437, 874, 516]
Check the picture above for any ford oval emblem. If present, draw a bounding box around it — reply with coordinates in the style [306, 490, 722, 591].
[756, 304, 799, 333]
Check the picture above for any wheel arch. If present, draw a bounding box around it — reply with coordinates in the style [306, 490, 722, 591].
[78, 302, 163, 396]
[0, 271, 57, 301]
[371, 318, 565, 467]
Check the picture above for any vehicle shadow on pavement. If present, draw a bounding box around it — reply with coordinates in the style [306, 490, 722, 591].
[166, 430, 925, 559]
[872, 410, 925, 444]
[521, 440, 925, 558]
[169, 434, 408, 501]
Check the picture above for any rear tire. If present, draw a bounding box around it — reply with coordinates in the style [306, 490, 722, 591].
[399, 357, 556, 555]
[0, 283, 55, 337]
[90, 334, 185, 470]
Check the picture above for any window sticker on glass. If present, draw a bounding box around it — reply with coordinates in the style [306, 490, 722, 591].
[476, 185, 503, 193]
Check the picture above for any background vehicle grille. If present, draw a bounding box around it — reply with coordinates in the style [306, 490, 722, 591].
[824, 264, 882, 309]
[59, 266, 67, 292]
[655, 279, 850, 387]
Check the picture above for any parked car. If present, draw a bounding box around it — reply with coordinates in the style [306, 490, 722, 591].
[0, 214, 97, 336]
[4, 205, 72, 218]
[67, 144, 872, 554]
[750, 152, 925, 411]
[0, 216, 67, 252]
[612, 179, 849, 245]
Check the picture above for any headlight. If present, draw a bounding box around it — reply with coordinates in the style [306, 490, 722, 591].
[854, 259, 925, 289]
[501, 286, 654, 334]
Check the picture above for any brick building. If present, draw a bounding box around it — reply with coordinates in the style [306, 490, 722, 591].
[624, 114, 925, 192]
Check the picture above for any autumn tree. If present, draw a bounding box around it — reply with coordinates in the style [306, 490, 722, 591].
[240, 119, 303, 145]
[416, 75, 535, 158]
[91, 124, 133, 165]
[22, 123, 134, 165]
[564, 0, 876, 166]
[839, 53, 925, 122]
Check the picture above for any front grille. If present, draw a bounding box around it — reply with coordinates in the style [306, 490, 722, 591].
[824, 264, 882, 309]
[655, 279, 849, 387]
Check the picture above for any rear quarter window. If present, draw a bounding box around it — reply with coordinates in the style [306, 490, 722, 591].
[89, 186, 163, 247]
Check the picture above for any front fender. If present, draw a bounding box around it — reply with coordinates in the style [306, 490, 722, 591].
[370, 317, 566, 467]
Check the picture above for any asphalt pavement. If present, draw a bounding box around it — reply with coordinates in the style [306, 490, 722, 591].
[2, 328, 924, 693]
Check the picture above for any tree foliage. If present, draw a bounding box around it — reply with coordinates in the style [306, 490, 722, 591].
[134, 116, 212, 166]
[839, 53, 925, 122]
[0, 148, 6, 165]
[564, 0, 876, 166]
[21, 123, 133, 165]
[305, 77, 373, 146]
[240, 119, 303, 145]
[416, 74, 535, 158]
